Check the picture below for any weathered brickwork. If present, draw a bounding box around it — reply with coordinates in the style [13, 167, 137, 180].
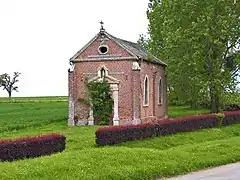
[139, 61, 168, 123]
[74, 60, 133, 125]
[68, 30, 167, 126]
[77, 38, 132, 59]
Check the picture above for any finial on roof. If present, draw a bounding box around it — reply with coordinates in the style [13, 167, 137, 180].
[100, 20, 105, 33]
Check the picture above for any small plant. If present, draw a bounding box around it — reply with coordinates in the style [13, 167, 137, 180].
[147, 53, 154, 61]
[216, 113, 225, 127]
[74, 115, 79, 125]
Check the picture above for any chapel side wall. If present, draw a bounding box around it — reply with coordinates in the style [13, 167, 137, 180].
[140, 62, 167, 123]
[74, 60, 133, 125]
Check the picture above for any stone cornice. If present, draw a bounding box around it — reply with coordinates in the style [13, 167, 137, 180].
[87, 54, 122, 58]
[71, 57, 138, 62]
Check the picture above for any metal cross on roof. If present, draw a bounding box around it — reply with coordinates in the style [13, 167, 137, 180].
[100, 20, 104, 31]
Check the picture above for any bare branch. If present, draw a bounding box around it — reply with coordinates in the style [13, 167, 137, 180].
[0, 72, 21, 97]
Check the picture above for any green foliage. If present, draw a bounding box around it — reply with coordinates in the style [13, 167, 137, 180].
[216, 113, 225, 127]
[137, 34, 150, 50]
[1, 101, 240, 179]
[86, 79, 113, 125]
[147, 53, 154, 61]
[147, 0, 240, 112]
[222, 92, 240, 104]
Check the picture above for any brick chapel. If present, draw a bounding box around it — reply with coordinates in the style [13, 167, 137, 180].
[68, 23, 168, 126]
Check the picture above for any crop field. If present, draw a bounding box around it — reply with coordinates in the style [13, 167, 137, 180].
[0, 96, 67, 103]
[0, 101, 67, 133]
[0, 97, 240, 180]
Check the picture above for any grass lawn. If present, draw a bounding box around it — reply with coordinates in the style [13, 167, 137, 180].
[0, 97, 239, 180]
[168, 106, 210, 118]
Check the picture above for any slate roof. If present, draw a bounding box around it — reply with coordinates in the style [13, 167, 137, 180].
[70, 30, 167, 66]
[107, 33, 167, 66]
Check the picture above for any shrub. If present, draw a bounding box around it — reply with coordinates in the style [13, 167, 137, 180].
[155, 114, 218, 136]
[96, 111, 240, 146]
[96, 123, 155, 146]
[0, 133, 66, 162]
[222, 110, 240, 126]
[216, 113, 225, 127]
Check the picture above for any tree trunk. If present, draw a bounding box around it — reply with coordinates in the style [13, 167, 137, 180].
[8, 91, 11, 98]
[210, 85, 220, 113]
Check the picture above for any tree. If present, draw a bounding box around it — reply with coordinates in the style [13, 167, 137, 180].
[0, 72, 21, 98]
[147, 0, 240, 112]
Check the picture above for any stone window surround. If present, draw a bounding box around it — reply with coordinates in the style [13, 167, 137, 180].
[143, 74, 149, 107]
[98, 44, 109, 55]
[97, 65, 109, 77]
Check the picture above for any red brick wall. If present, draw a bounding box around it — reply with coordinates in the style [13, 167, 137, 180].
[73, 60, 134, 125]
[139, 61, 167, 123]
[77, 39, 132, 59]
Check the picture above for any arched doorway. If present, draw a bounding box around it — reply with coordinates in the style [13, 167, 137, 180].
[87, 66, 120, 125]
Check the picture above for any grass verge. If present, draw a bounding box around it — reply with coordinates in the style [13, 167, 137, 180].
[0, 99, 238, 179]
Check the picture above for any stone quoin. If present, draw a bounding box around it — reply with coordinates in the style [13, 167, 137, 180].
[68, 22, 168, 126]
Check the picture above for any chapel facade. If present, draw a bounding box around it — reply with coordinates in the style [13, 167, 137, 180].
[68, 25, 168, 126]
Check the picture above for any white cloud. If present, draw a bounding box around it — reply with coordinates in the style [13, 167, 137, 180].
[0, 0, 149, 97]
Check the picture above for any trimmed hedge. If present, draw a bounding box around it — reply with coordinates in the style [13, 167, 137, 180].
[0, 133, 66, 162]
[96, 111, 240, 146]
[96, 124, 155, 146]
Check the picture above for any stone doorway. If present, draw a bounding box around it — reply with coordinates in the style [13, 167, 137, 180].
[87, 66, 120, 126]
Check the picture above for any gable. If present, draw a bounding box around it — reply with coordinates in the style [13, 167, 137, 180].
[69, 29, 167, 66]
[71, 32, 137, 61]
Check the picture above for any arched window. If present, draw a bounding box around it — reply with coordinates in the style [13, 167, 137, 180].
[97, 65, 108, 78]
[100, 68, 105, 78]
[143, 75, 149, 106]
[158, 77, 163, 104]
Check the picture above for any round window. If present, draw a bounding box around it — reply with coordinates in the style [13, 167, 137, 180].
[98, 45, 109, 54]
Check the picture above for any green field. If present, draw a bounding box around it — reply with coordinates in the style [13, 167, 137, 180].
[0, 96, 68, 103]
[0, 97, 239, 180]
[0, 102, 67, 133]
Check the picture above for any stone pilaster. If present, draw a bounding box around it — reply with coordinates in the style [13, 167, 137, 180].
[88, 101, 94, 125]
[68, 69, 75, 126]
[111, 84, 120, 125]
[132, 62, 141, 124]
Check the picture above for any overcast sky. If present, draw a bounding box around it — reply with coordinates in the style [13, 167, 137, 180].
[0, 0, 149, 97]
